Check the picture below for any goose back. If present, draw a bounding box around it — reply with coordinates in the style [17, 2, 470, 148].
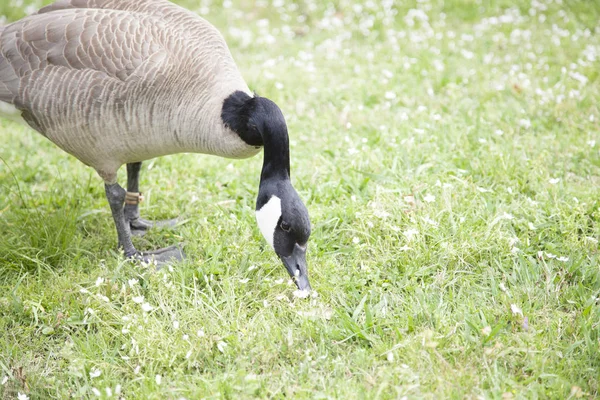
[0, 0, 259, 183]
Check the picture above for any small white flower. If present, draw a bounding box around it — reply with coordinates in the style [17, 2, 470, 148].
[217, 341, 228, 353]
[91, 388, 101, 397]
[293, 290, 311, 299]
[519, 119, 531, 129]
[403, 228, 419, 241]
[95, 277, 104, 287]
[481, 326, 492, 336]
[557, 256, 569, 262]
[423, 194, 436, 203]
[528, 222, 536, 230]
[495, 129, 504, 136]
[352, 237, 360, 244]
[422, 216, 438, 227]
[197, 329, 205, 337]
[499, 283, 508, 293]
[134, 365, 141, 374]
[173, 320, 180, 330]
[1, 376, 7, 385]
[141, 303, 153, 312]
[549, 178, 560, 184]
[186, 350, 193, 359]
[502, 212, 514, 220]
[510, 304, 523, 316]
[387, 352, 394, 362]
[238, 278, 250, 284]
[132, 296, 144, 304]
[80, 288, 90, 294]
[128, 278, 139, 287]
[90, 368, 101, 378]
[155, 374, 162, 385]
[17, 393, 29, 400]
[97, 294, 110, 303]
[384, 91, 396, 100]
[115, 384, 122, 395]
[105, 387, 113, 397]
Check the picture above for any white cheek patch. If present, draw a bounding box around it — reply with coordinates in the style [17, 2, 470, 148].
[255, 195, 282, 248]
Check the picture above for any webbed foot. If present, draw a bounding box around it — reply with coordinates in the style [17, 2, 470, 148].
[129, 217, 179, 236]
[128, 245, 185, 266]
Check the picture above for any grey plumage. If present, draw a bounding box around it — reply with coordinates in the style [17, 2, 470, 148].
[0, 0, 259, 183]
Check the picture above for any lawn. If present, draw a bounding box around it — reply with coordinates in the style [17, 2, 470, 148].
[1, 0, 599, 398]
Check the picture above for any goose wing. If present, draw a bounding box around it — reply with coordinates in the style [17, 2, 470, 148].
[37, 0, 240, 79]
[0, 9, 174, 133]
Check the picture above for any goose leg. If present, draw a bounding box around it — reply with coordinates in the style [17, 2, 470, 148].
[105, 182, 183, 264]
[123, 162, 178, 236]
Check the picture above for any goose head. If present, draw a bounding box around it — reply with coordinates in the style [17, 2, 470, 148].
[256, 181, 311, 290]
[222, 91, 312, 290]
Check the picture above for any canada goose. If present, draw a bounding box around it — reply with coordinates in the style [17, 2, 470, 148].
[0, 0, 312, 290]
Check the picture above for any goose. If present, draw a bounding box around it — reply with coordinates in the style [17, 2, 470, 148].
[0, 0, 312, 290]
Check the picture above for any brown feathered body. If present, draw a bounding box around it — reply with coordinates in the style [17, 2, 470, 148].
[0, 0, 259, 183]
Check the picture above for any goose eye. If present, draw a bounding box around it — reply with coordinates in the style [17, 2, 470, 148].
[280, 221, 291, 232]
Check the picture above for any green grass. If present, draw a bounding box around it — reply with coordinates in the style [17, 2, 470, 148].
[1, 0, 599, 398]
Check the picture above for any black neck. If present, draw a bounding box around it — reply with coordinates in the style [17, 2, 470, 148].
[222, 91, 291, 183]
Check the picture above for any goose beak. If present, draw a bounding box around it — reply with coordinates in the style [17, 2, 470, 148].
[281, 243, 311, 291]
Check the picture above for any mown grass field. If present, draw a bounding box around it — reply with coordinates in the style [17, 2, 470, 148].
[1, 0, 599, 398]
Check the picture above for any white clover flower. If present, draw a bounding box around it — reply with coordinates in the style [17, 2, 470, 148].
[90, 368, 101, 378]
[423, 194, 436, 203]
[130, 295, 144, 304]
[217, 341, 228, 353]
[510, 304, 523, 316]
[403, 228, 419, 241]
[293, 290, 311, 299]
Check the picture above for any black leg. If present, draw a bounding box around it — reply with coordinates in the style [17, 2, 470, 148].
[124, 162, 178, 236]
[105, 182, 138, 257]
[105, 182, 184, 264]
